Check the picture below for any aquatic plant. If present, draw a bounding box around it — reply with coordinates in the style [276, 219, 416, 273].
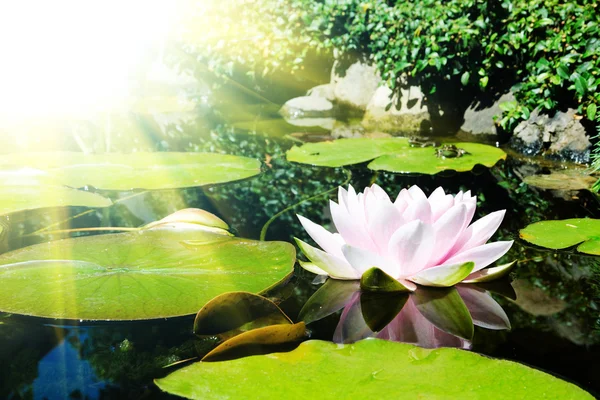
[296, 184, 513, 289]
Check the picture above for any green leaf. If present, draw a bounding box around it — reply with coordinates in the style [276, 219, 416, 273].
[557, 65, 570, 79]
[155, 339, 594, 399]
[574, 75, 588, 96]
[0, 230, 295, 320]
[0, 182, 111, 216]
[412, 287, 474, 340]
[479, 76, 489, 89]
[520, 218, 600, 255]
[286, 138, 506, 175]
[499, 100, 517, 112]
[0, 152, 261, 190]
[360, 267, 411, 292]
[193, 292, 291, 338]
[587, 103, 597, 120]
[461, 71, 470, 86]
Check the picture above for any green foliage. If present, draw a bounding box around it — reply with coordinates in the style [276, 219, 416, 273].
[316, 0, 600, 128]
[188, 0, 600, 129]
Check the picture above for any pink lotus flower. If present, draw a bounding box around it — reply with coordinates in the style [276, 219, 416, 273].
[295, 184, 513, 290]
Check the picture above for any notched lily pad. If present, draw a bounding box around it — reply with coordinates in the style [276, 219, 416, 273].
[0, 230, 295, 320]
[0, 152, 262, 190]
[286, 138, 506, 175]
[155, 339, 593, 399]
[520, 218, 600, 255]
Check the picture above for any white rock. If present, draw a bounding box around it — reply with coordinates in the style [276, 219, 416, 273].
[279, 96, 334, 119]
[362, 85, 430, 134]
[332, 62, 380, 110]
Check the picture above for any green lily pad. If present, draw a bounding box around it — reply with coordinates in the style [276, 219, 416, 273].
[0, 183, 112, 216]
[0, 152, 261, 190]
[286, 138, 506, 174]
[155, 339, 593, 399]
[0, 230, 295, 320]
[520, 218, 600, 255]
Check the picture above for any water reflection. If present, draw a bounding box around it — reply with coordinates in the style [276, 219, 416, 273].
[300, 280, 513, 349]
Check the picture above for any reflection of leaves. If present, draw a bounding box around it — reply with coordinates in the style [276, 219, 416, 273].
[360, 292, 408, 332]
[412, 287, 474, 340]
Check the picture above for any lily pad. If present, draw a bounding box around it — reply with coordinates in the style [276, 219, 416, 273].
[0, 152, 262, 190]
[523, 171, 596, 191]
[155, 339, 593, 399]
[0, 230, 295, 320]
[0, 183, 112, 216]
[286, 138, 506, 174]
[520, 218, 600, 255]
[201, 322, 307, 362]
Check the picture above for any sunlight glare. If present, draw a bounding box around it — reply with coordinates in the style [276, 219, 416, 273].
[0, 1, 180, 121]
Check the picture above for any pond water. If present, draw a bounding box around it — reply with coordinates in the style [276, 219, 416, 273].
[0, 121, 598, 398]
[0, 16, 598, 398]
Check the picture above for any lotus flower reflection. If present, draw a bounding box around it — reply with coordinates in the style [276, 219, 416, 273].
[296, 185, 513, 290]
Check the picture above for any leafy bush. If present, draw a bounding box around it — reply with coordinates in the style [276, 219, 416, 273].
[310, 0, 600, 128]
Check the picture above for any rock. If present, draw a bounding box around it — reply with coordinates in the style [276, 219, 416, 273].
[307, 84, 335, 101]
[362, 85, 431, 134]
[279, 96, 334, 119]
[332, 62, 380, 110]
[510, 109, 591, 163]
[460, 92, 515, 136]
[283, 117, 335, 131]
[331, 121, 364, 139]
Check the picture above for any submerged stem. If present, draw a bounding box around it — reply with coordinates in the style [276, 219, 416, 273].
[259, 168, 352, 241]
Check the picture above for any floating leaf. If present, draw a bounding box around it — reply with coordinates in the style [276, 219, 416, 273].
[201, 322, 307, 362]
[523, 171, 595, 191]
[286, 138, 506, 175]
[0, 152, 261, 190]
[0, 230, 295, 320]
[360, 267, 411, 292]
[193, 292, 291, 338]
[155, 339, 593, 399]
[0, 183, 111, 216]
[520, 218, 600, 255]
[412, 287, 474, 340]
